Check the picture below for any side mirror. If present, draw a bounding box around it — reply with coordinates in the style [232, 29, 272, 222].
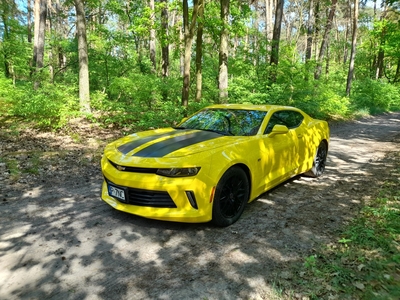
[268, 124, 289, 137]
[180, 117, 188, 123]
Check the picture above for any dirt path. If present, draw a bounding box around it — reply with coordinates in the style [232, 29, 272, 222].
[1, 112, 399, 299]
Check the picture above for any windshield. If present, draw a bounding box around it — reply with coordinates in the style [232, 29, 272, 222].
[178, 109, 267, 136]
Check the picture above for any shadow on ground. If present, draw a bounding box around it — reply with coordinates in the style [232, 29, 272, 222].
[0, 112, 399, 299]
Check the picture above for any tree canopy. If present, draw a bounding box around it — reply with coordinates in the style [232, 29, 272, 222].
[0, 0, 399, 130]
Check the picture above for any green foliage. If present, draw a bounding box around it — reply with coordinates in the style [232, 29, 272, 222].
[352, 79, 400, 114]
[91, 74, 185, 131]
[228, 58, 351, 119]
[2, 79, 80, 129]
[296, 88, 350, 119]
[0, 0, 398, 133]
[292, 152, 400, 299]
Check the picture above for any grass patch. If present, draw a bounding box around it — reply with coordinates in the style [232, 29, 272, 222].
[290, 152, 400, 299]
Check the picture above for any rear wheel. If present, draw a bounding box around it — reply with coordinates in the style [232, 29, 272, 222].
[212, 167, 249, 227]
[305, 141, 328, 177]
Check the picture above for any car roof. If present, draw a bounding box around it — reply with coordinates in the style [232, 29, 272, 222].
[206, 104, 299, 112]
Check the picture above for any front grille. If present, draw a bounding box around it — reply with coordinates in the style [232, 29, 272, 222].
[109, 159, 158, 173]
[127, 188, 176, 208]
[105, 178, 176, 208]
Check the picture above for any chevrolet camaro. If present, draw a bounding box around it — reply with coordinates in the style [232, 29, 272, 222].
[101, 104, 329, 226]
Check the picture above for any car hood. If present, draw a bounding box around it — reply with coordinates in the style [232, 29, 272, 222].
[110, 128, 239, 158]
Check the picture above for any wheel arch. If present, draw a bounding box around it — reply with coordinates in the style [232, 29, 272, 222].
[320, 138, 329, 152]
[228, 163, 252, 199]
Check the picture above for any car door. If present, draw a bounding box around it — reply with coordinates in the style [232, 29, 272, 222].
[259, 111, 297, 190]
[278, 110, 308, 170]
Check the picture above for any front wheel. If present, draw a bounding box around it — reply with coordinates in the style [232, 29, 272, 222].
[212, 167, 250, 227]
[305, 141, 328, 177]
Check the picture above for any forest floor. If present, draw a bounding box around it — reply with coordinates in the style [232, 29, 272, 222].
[0, 112, 399, 299]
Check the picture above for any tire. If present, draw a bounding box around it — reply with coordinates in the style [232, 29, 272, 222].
[305, 141, 328, 177]
[212, 166, 250, 227]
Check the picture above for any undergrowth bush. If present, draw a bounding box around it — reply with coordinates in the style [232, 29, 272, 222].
[7, 81, 80, 129]
[91, 89, 187, 131]
[351, 79, 400, 114]
[2, 70, 399, 133]
[228, 66, 352, 119]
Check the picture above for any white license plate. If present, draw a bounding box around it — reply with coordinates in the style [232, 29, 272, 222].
[108, 185, 126, 201]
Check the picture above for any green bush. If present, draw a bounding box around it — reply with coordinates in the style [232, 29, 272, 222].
[351, 79, 400, 114]
[7, 82, 80, 129]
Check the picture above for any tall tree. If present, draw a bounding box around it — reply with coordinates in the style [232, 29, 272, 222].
[304, 0, 315, 81]
[269, 0, 284, 82]
[195, 0, 204, 102]
[346, 0, 359, 96]
[149, 0, 156, 72]
[305, 0, 314, 62]
[181, 0, 199, 107]
[314, 0, 338, 80]
[218, 0, 230, 102]
[1, 0, 13, 78]
[27, 0, 33, 43]
[264, 0, 273, 61]
[252, 0, 259, 67]
[375, 4, 387, 79]
[161, 0, 169, 78]
[75, 0, 90, 113]
[33, 0, 47, 89]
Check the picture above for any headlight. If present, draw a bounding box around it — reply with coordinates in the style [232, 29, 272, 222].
[156, 167, 201, 177]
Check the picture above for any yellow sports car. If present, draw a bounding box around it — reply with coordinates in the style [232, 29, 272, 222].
[101, 104, 329, 226]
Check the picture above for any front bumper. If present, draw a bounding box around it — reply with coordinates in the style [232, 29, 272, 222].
[101, 159, 215, 223]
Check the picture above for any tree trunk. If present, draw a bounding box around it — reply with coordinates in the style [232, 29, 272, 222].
[161, 0, 169, 78]
[264, 0, 273, 62]
[375, 4, 387, 80]
[305, 0, 314, 62]
[75, 0, 91, 113]
[346, 0, 358, 96]
[269, 0, 284, 82]
[375, 48, 385, 79]
[304, 0, 314, 81]
[195, 0, 204, 102]
[313, 1, 320, 59]
[47, 0, 53, 82]
[253, 0, 259, 67]
[149, 0, 156, 73]
[314, 0, 337, 80]
[56, 0, 67, 72]
[28, 0, 33, 43]
[181, 0, 199, 107]
[343, 15, 350, 64]
[394, 57, 400, 83]
[1, 8, 11, 78]
[218, 0, 229, 103]
[179, 15, 184, 77]
[33, 0, 47, 89]
[325, 43, 330, 75]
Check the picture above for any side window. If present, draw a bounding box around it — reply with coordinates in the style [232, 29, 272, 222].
[284, 111, 304, 128]
[264, 112, 287, 134]
[264, 111, 304, 134]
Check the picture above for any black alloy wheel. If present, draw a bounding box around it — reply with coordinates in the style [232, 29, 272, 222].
[212, 166, 250, 227]
[305, 141, 328, 177]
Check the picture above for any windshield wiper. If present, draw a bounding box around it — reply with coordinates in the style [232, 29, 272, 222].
[173, 126, 187, 130]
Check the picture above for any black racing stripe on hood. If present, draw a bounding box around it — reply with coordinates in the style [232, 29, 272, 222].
[118, 131, 182, 155]
[133, 131, 222, 157]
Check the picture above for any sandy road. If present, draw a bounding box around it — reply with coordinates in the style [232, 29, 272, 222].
[0, 112, 399, 299]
